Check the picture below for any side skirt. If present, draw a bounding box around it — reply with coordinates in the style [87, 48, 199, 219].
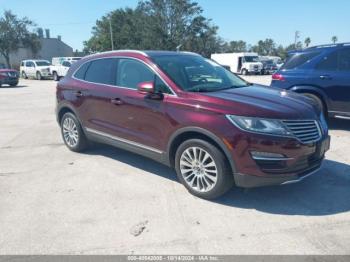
[84, 128, 169, 166]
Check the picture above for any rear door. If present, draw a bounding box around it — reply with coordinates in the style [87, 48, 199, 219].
[313, 48, 350, 114]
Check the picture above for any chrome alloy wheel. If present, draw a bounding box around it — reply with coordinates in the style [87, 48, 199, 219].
[179, 147, 218, 192]
[62, 117, 79, 147]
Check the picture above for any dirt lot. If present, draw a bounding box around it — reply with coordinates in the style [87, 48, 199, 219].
[0, 77, 349, 254]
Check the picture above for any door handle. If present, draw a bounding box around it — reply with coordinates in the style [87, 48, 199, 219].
[111, 98, 123, 105]
[75, 91, 83, 97]
[320, 75, 332, 80]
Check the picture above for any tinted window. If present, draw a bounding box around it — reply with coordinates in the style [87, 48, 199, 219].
[283, 51, 321, 69]
[35, 61, 50, 66]
[26, 61, 33, 67]
[62, 61, 71, 67]
[155, 75, 172, 94]
[316, 51, 338, 71]
[117, 59, 154, 89]
[74, 62, 90, 80]
[338, 48, 350, 71]
[85, 59, 115, 85]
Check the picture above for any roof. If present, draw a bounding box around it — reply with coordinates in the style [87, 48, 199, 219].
[84, 50, 200, 59]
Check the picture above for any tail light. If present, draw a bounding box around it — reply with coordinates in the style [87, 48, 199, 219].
[272, 73, 285, 81]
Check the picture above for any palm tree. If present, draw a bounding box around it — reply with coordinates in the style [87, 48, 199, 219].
[304, 37, 311, 47]
[332, 36, 338, 44]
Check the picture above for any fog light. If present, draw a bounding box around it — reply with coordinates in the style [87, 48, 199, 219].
[250, 151, 289, 160]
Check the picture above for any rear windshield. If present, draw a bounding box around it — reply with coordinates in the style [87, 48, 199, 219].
[283, 51, 321, 69]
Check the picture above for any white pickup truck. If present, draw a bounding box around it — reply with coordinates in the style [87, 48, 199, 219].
[50, 60, 73, 81]
[50, 57, 81, 81]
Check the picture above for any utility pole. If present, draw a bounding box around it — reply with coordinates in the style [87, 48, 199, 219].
[109, 16, 114, 51]
[294, 31, 300, 49]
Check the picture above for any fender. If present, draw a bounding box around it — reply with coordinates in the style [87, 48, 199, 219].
[56, 101, 81, 124]
[289, 85, 330, 110]
[166, 126, 237, 174]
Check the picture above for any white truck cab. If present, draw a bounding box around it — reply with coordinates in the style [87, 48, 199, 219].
[211, 52, 263, 75]
[20, 60, 52, 80]
[50, 57, 81, 81]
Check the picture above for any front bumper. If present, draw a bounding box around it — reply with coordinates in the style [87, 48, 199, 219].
[0, 76, 19, 85]
[229, 132, 330, 188]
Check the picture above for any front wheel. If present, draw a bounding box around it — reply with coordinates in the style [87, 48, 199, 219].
[241, 69, 248, 75]
[60, 112, 88, 152]
[36, 71, 42, 80]
[175, 139, 234, 199]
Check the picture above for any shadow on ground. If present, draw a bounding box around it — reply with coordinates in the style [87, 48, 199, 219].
[0, 85, 26, 88]
[85, 145, 350, 216]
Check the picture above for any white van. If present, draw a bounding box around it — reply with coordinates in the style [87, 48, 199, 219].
[211, 52, 263, 75]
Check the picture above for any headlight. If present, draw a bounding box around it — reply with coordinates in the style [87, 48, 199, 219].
[226, 115, 292, 136]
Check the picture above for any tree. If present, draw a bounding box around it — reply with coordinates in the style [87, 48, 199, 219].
[0, 10, 40, 68]
[304, 37, 311, 47]
[332, 36, 338, 44]
[226, 40, 247, 52]
[251, 38, 276, 55]
[84, 0, 221, 57]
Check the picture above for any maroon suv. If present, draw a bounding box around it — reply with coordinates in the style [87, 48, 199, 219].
[0, 63, 19, 87]
[56, 50, 330, 199]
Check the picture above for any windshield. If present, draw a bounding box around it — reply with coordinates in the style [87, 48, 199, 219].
[152, 55, 249, 92]
[35, 61, 50, 66]
[244, 56, 259, 62]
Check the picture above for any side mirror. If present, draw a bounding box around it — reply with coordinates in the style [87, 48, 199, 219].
[137, 81, 155, 94]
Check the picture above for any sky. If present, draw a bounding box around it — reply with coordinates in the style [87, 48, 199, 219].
[0, 0, 349, 51]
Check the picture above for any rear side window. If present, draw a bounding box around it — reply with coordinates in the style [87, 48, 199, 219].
[74, 62, 90, 80]
[338, 48, 350, 71]
[283, 51, 320, 69]
[316, 51, 338, 71]
[85, 59, 115, 85]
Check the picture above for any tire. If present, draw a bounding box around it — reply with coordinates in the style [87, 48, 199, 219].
[10, 82, 18, 87]
[53, 72, 59, 81]
[303, 93, 326, 116]
[175, 139, 234, 200]
[241, 69, 248, 75]
[22, 71, 28, 79]
[60, 112, 88, 152]
[36, 71, 42, 80]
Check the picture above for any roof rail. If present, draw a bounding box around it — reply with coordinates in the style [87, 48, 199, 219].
[307, 42, 350, 49]
[84, 50, 148, 58]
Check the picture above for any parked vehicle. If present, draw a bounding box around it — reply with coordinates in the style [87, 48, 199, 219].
[20, 60, 52, 80]
[51, 60, 73, 81]
[52, 57, 81, 66]
[260, 59, 278, 75]
[0, 63, 19, 87]
[211, 52, 263, 75]
[56, 50, 330, 199]
[271, 43, 350, 120]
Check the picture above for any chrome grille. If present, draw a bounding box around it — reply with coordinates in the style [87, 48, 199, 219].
[282, 120, 321, 144]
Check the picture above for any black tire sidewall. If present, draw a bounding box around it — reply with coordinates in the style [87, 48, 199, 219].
[175, 139, 234, 199]
[36, 72, 42, 80]
[60, 112, 87, 152]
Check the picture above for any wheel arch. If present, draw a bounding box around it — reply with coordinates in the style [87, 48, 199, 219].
[166, 127, 236, 174]
[289, 85, 329, 113]
[56, 103, 80, 124]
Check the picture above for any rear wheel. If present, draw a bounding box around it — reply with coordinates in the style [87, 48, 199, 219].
[241, 69, 248, 75]
[53, 72, 59, 81]
[175, 139, 234, 199]
[22, 71, 28, 79]
[60, 112, 88, 152]
[10, 82, 18, 87]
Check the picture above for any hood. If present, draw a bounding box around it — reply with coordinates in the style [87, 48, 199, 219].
[201, 85, 320, 119]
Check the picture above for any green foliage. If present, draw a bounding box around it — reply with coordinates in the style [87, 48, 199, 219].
[0, 10, 40, 67]
[332, 36, 338, 44]
[304, 37, 311, 47]
[84, 0, 221, 57]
